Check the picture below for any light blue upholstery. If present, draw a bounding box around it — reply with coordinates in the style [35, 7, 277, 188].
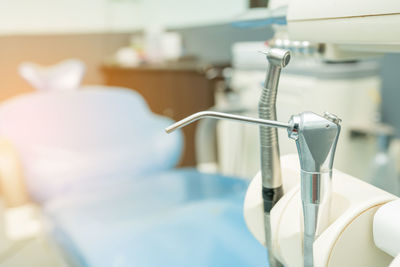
[0, 86, 267, 266]
[44, 169, 267, 267]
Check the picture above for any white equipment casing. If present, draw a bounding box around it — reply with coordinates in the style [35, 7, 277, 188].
[287, 0, 400, 55]
[244, 154, 397, 267]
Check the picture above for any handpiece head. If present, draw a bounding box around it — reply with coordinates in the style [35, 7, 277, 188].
[260, 48, 291, 68]
[287, 112, 341, 173]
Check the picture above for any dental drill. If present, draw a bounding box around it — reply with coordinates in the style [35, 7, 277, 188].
[258, 48, 290, 267]
[165, 110, 341, 267]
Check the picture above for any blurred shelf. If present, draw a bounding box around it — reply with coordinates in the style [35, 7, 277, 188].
[101, 62, 227, 167]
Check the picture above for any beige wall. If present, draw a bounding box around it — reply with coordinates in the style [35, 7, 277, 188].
[0, 0, 247, 35]
[0, 33, 133, 101]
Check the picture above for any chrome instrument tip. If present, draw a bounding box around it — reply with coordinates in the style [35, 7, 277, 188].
[259, 48, 291, 68]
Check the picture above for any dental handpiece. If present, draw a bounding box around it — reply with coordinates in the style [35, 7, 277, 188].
[165, 110, 341, 267]
[259, 48, 290, 267]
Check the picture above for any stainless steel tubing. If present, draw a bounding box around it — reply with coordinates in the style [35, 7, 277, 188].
[165, 111, 289, 134]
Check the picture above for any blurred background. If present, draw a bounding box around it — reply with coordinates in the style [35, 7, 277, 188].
[0, 0, 399, 266]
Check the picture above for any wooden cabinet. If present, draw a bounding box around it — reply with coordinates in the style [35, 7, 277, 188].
[101, 64, 219, 167]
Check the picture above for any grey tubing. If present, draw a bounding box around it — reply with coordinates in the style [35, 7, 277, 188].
[259, 64, 284, 267]
[259, 65, 283, 191]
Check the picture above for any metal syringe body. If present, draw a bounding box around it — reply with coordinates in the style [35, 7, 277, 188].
[288, 112, 341, 267]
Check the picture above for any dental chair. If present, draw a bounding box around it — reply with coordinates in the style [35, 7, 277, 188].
[0, 86, 266, 267]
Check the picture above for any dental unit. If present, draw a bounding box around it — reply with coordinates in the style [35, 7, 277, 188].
[166, 107, 341, 267]
[165, 0, 400, 266]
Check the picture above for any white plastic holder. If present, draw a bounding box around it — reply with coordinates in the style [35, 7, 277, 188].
[244, 154, 397, 267]
[373, 199, 400, 267]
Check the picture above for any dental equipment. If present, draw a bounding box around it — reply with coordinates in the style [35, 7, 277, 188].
[290, 112, 341, 267]
[258, 48, 290, 267]
[166, 110, 341, 267]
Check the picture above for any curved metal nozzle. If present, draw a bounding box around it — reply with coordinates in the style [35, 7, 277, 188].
[165, 111, 289, 134]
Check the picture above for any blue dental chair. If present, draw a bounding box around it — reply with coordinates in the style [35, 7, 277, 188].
[0, 86, 266, 266]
